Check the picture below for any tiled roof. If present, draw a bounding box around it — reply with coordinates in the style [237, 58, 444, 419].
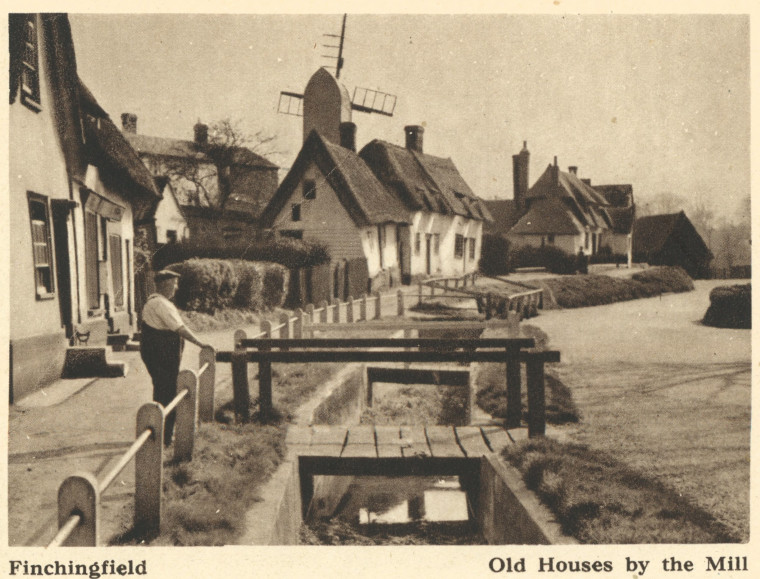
[483, 199, 521, 235]
[123, 133, 277, 169]
[508, 198, 582, 236]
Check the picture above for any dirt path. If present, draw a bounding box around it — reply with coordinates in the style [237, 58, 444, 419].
[527, 280, 751, 541]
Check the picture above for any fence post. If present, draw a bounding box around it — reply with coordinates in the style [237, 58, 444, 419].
[198, 346, 216, 422]
[174, 370, 198, 462]
[258, 344, 273, 421]
[360, 294, 367, 321]
[305, 303, 315, 324]
[234, 329, 247, 351]
[57, 472, 99, 546]
[397, 289, 405, 316]
[505, 349, 522, 429]
[231, 350, 250, 423]
[261, 320, 272, 339]
[294, 308, 304, 339]
[134, 402, 164, 536]
[346, 296, 354, 323]
[523, 350, 560, 438]
[279, 312, 290, 339]
[373, 291, 382, 319]
[417, 281, 423, 305]
[319, 300, 329, 323]
[332, 297, 340, 323]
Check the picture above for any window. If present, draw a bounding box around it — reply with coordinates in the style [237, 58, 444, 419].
[303, 179, 316, 200]
[584, 231, 590, 249]
[548, 234, 555, 244]
[454, 234, 465, 259]
[468, 237, 476, 260]
[28, 193, 54, 298]
[366, 231, 375, 250]
[433, 233, 440, 255]
[414, 232, 421, 255]
[165, 230, 177, 243]
[109, 234, 124, 308]
[20, 15, 41, 111]
[291, 203, 301, 222]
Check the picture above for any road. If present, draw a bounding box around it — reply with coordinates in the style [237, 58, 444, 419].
[526, 279, 751, 541]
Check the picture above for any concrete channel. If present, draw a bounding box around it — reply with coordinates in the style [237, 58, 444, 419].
[237, 355, 574, 545]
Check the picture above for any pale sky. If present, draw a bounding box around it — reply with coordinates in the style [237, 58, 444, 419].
[68, 13, 750, 221]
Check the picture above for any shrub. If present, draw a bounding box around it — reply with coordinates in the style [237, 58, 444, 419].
[702, 284, 751, 329]
[168, 258, 286, 314]
[631, 266, 694, 293]
[509, 245, 578, 274]
[479, 234, 512, 275]
[153, 237, 330, 271]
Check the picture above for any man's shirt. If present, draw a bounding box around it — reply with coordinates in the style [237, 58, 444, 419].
[142, 293, 184, 332]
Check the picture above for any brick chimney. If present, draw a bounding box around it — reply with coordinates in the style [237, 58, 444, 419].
[194, 122, 208, 145]
[405, 125, 424, 153]
[339, 122, 357, 152]
[552, 156, 560, 188]
[121, 113, 137, 134]
[568, 166, 578, 175]
[512, 141, 530, 211]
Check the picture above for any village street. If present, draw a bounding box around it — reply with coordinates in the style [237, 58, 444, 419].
[527, 279, 752, 541]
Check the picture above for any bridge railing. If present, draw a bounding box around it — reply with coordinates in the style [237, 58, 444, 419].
[217, 338, 559, 437]
[48, 348, 215, 547]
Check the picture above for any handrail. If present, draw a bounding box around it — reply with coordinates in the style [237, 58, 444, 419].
[99, 428, 153, 493]
[198, 362, 209, 377]
[163, 387, 188, 417]
[48, 514, 81, 548]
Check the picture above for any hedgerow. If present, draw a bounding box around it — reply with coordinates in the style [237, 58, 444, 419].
[702, 283, 751, 329]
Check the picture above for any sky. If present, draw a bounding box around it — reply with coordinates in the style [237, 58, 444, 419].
[68, 13, 750, 222]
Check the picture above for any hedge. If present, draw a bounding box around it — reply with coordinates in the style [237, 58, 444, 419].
[702, 284, 751, 329]
[168, 258, 287, 314]
[479, 234, 512, 275]
[153, 238, 330, 271]
[509, 245, 579, 274]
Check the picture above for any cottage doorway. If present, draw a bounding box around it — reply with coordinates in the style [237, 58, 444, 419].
[51, 201, 74, 339]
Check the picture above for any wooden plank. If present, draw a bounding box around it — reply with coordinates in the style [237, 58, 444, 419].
[399, 425, 430, 458]
[480, 425, 514, 454]
[285, 426, 312, 447]
[374, 426, 403, 458]
[506, 427, 529, 443]
[341, 425, 377, 458]
[304, 425, 347, 457]
[455, 426, 491, 457]
[425, 425, 464, 458]
[368, 367, 470, 387]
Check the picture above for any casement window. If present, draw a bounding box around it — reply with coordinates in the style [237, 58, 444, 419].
[414, 232, 421, 255]
[454, 234, 465, 259]
[109, 234, 124, 309]
[165, 230, 177, 243]
[11, 14, 42, 111]
[584, 231, 590, 249]
[28, 193, 54, 298]
[433, 233, 440, 255]
[291, 203, 301, 222]
[468, 237, 476, 259]
[366, 230, 375, 250]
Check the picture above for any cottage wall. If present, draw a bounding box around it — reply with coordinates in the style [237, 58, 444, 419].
[409, 212, 482, 277]
[154, 185, 189, 244]
[9, 17, 73, 396]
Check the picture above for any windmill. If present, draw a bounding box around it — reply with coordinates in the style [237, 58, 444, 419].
[278, 14, 397, 144]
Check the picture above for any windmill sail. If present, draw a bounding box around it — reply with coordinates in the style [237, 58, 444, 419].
[278, 91, 303, 116]
[351, 87, 397, 117]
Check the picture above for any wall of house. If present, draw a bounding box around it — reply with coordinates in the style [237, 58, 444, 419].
[9, 16, 76, 399]
[154, 186, 189, 244]
[507, 233, 581, 256]
[271, 162, 385, 273]
[602, 231, 632, 261]
[410, 213, 483, 277]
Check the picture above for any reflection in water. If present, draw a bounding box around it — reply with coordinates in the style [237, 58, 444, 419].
[357, 478, 469, 524]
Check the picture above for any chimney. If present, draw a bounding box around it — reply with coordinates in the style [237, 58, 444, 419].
[551, 156, 560, 188]
[568, 166, 578, 175]
[121, 113, 137, 134]
[194, 122, 208, 145]
[512, 140, 530, 212]
[339, 122, 357, 152]
[581, 178, 591, 185]
[405, 125, 424, 153]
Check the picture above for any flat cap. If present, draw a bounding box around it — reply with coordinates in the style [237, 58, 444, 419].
[155, 269, 181, 282]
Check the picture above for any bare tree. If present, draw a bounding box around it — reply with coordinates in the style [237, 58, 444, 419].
[163, 118, 280, 213]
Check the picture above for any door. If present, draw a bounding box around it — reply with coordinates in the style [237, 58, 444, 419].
[397, 225, 411, 284]
[51, 201, 74, 338]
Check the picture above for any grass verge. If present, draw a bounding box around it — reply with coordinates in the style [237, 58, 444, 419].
[475, 325, 580, 425]
[538, 266, 693, 309]
[502, 437, 739, 543]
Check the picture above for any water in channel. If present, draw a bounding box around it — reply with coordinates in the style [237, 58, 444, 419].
[300, 475, 486, 545]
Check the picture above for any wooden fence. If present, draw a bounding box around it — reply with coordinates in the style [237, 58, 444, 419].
[48, 348, 215, 547]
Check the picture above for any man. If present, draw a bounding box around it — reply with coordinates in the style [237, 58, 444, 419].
[140, 270, 212, 445]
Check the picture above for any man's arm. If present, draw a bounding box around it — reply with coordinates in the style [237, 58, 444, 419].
[177, 325, 213, 350]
